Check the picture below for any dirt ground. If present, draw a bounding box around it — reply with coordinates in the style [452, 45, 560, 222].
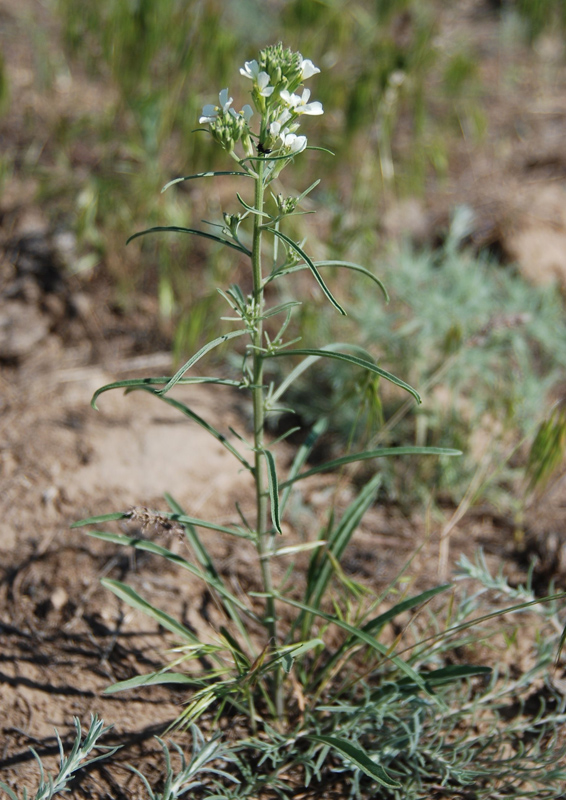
[2, 0, 566, 797]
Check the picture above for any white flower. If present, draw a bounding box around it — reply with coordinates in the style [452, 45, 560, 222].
[279, 87, 323, 116]
[280, 132, 307, 154]
[239, 61, 274, 95]
[256, 71, 274, 97]
[300, 59, 320, 79]
[199, 88, 234, 123]
[241, 104, 253, 123]
[240, 60, 261, 80]
[268, 109, 292, 138]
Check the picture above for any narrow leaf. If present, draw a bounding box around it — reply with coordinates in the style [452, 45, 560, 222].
[102, 578, 199, 643]
[270, 260, 388, 301]
[263, 449, 282, 534]
[308, 735, 400, 788]
[158, 329, 248, 395]
[270, 344, 369, 406]
[133, 389, 253, 472]
[272, 541, 327, 557]
[266, 348, 421, 403]
[90, 376, 241, 410]
[363, 585, 452, 634]
[280, 417, 328, 515]
[87, 531, 256, 617]
[0, 783, 19, 800]
[275, 591, 428, 690]
[71, 512, 126, 528]
[279, 446, 461, 489]
[103, 671, 195, 694]
[270, 229, 346, 315]
[126, 225, 251, 255]
[161, 171, 252, 192]
[304, 475, 381, 622]
[166, 494, 254, 650]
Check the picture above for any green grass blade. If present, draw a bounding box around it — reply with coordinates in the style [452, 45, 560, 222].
[158, 329, 248, 395]
[86, 531, 257, 618]
[269, 229, 346, 315]
[103, 671, 195, 694]
[280, 417, 328, 515]
[90, 377, 242, 410]
[275, 591, 428, 691]
[307, 735, 400, 788]
[133, 389, 253, 472]
[266, 348, 421, 404]
[362, 584, 452, 634]
[0, 782, 19, 800]
[71, 512, 126, 528]
[126, 225, 251, 256]
[303, 475, 381, 633]
[270, 260, 389, 301]
[279, 447, 461, 489]
[165, 493, 217, 574]
[166, 494, 254, 650]
[161, 171, 252, 192]
[369, 665, 492, 703]
[102, 578, 200, 643]
[263, 449, 281, 534]
[318, 585, 453, 687]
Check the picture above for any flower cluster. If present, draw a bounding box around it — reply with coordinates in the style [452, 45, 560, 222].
[199, 89, 253, 154]
[199, 44, 323, 161]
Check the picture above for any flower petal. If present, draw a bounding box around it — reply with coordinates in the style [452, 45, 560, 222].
[301, 59, 320, 79]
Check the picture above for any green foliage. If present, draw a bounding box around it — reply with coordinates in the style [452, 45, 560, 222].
[66, 45, 566, 799]
[0, 716, 118, 800]
[282, 209, 566, 506]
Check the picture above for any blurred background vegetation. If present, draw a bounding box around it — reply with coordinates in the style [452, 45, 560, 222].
[2, 0, 566, 511]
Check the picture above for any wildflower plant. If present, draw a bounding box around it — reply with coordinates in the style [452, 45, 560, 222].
[68, 44, 498, 793]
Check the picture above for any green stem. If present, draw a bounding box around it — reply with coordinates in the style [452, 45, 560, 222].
[251, 158, 282, 716]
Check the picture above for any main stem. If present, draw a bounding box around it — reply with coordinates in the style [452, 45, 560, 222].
[251, 158, 283, 719]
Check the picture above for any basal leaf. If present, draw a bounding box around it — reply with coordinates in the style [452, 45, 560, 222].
[308, 735, 400, 788]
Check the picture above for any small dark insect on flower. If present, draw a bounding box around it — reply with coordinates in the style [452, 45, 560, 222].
[257, 142, 272, 155]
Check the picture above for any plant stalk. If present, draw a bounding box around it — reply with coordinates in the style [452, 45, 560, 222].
[251, 158, 283, 716]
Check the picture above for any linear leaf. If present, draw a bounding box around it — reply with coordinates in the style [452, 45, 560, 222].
[275, 591, 427, 690]
[280, 417, 328, 515]
[263, 448, 281, 534]
[126, 225, 251, 255]
[161, 171, 252, 192]
[166, 494, 254, 650]
[158, 329, 248, 395]
[270, 344, 369, 406]
[269, 229, 346, 315]
[270, 260, 389, 301]
[71, 512, 126, 528]
[369, 665, 492, 703]
[266, 348, 421, 403]
[279, 446, 461, 489]
[132, 389, 253, 472]
[0, 783, 19, 800]
[87, 531, 256, 617]
[320, 585, 452, 682]
[102, 578, 199, 643]
[104, 671, 195, 694]
[90, 376, 242, 410]
[363, 584, 452, 634]
[308, 735, 400, 788]
[304, 475, 381, 625]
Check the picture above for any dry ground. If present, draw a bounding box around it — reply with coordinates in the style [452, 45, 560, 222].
[2, 0, 566, 796]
